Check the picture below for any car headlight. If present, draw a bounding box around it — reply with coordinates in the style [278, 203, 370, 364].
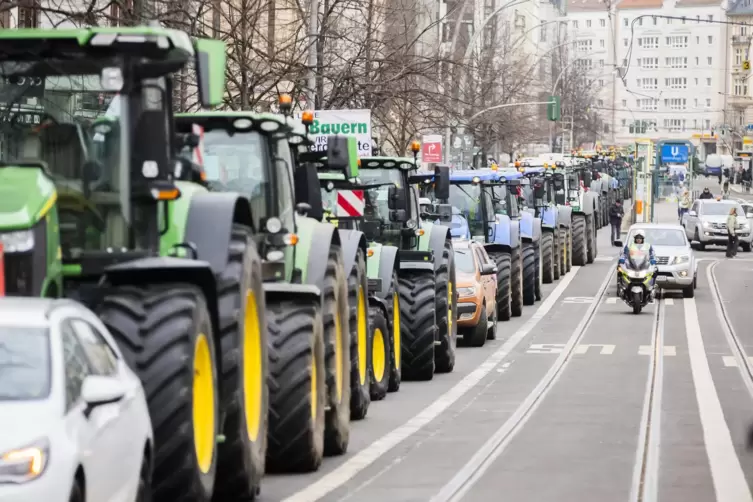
[672, 255, 690, 265]
[0, 438, 49, 484]
[458, 286, 476, 297]
[702, 221, 712, 229]
[0, 229, 34, 253]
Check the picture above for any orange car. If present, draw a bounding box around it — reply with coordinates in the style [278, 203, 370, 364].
[453, 240, 498, 346]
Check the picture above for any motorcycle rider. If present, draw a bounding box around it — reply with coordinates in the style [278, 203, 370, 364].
[699, 187, 715, 199]
[619, 230, 658, 302]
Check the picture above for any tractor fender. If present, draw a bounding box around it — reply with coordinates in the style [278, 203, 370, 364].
[557, 205, 573, 228]
[336, 228, 368, 277]
[372, 245, 399, 300]
[184, 192, 254, 276]
[484, 242, 511, 257]
[103, 257, 223, 379]
[264, 282, 321, 306]
[509, 218, 521, 250]
[299, 219, 342, 291]
[489, 214, 515, 248]
[520, 211, 541, 244]
[425, 223, 452, 272]
[368, 294, 389, 320]
[540, 206, 557, 229]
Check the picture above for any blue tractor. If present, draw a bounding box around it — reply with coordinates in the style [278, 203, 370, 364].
[522, 165, 572, 284]
[442, 170, 524, 322]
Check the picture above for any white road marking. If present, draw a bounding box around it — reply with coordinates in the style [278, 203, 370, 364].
[281, 269, 583, 502]
[562, 296, 595, 304]
[721, 356, 753, 368]
[594, 256, 615, 262]
[664, 298, 674, 306]
[527, 343, 565, 354]
[683, 298, 753, 502]
[573, 343, 615, 355]
[638, 345, 676, 356]
[606, 297, 618, 304]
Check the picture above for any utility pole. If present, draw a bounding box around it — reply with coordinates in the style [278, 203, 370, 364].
[307, 0, 318, 108]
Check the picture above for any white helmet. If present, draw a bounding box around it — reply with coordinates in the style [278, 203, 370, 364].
[633, 230, 646, 243]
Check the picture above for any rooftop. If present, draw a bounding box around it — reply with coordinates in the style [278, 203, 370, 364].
[617, 0, 662, 10]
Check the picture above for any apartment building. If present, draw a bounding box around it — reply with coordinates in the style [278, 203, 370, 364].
[564, 0, 619, 145]
[724, 0, 753, 152]
[614, 0, 726, 156]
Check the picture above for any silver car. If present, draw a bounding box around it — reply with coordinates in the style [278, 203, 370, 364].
[626, 224, 697, 296]
[682, 199, 753, 251]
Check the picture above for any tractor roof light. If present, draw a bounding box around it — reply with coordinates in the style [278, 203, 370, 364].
[410, 140, 421, 153]
[301, 110, 314, 125]
[514, 161, 521, 167]
[278, 94, 293, 115]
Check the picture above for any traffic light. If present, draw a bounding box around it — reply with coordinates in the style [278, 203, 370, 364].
[547, 95, 560, 121]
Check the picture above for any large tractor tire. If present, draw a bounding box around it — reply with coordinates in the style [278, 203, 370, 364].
[322, 247, 351, 456]
[541, 232, 555, 284]
[558, 227, 568, 274]
[368, 306, 390, 400]
[510, 248, 524, 317]
[266, 301, 326, 472]
[385, 271, 401, 392]
[565, 227, 573, 272]
[490, 251, 512, 322]
[347, 251, 371, 421]
[435, 240, 457, 374]
[99, 285, 220, 502]
[534, 244, 542, 301]
[212, 225, 268, 501]
[397, 270, 436, 380]
[522, 242, 536, 306]
[586, 215, 597, 264]
[572, 215, 588, 266]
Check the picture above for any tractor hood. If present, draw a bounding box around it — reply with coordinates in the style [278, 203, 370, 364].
[0, 167, 57, 229]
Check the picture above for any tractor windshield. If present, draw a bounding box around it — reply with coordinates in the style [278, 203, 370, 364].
[0, 66, 125, 256]
[359, 168, 405, 246]
[449, 183, 484, 236]
[200, 130, 269, 231]
[489, 185, 510, 214]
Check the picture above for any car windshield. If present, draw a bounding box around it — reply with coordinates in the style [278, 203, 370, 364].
[0, 327, 51, 401]
[628, 228, 687, 246]
[702, 203, 742, 216]
[200, 130, 268, 230]
[454, 248, 477, 273]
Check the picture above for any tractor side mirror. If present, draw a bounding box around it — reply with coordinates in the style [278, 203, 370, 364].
[294, 162, 324, 221]
[582, 170, 593, 188]
[533, 178, 546, 199]
[389, 209, 407, 222]
[434, 164, 450, 200]
[436, 203, 453, 222]
[552, 174, 565, 191]
[388, 185, 407, 210]
[326, 135, 357, 178]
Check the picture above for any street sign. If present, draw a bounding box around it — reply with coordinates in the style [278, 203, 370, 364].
[421, 134, 443, 163]
[660, 144, 689, 163]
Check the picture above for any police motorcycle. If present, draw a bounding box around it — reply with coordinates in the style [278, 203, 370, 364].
[616, 247, 656, 314]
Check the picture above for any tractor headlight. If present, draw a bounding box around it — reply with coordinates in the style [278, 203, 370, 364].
[458, 286, 476, 297]
[0, 438, 49, 484]
[0, 230, 34, 253]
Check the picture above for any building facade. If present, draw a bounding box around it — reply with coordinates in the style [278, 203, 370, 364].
[724, 0, 753, 152]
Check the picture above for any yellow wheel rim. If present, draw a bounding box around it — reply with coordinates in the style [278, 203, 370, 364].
[242, 291, 263, 442]
[447, 281, 453, 336]
[192, 334, 215, 474]
[372, 328, 386, 382]
[311, 353, 318, 419]
[334, 296, 344, 402]
[392, 292, 401, 370]
[357, 286, 368, 385]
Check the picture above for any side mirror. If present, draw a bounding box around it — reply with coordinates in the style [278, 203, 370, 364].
[293, 162, 324, 222]
[326, 136, 358, 178]
[389, 209, 407, 222]
[194, 38, 226, 108]
[480, 263, 497, 276]
[81, 375, 125, 418]
[434, 164, 451, 200]
[436, 203, 453, 222]
[388, 185, 407, 210]
[688, 210, 697, 217]
[582, 171, 593, 188]
[533, 178, 546, 199]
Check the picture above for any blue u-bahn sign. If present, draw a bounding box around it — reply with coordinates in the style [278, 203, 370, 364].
[660, 144, 689, 163]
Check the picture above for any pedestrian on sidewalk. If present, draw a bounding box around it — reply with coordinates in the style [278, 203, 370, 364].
[678, 187, 691, 221]
[609, 199, 624, 246]
[726, 207, 739, 258]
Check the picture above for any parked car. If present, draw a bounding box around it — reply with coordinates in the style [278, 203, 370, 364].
[625, 224, 697, 297]
[0, 298, 153, 502]
[681, 199, 752, 252]
[453, 240, 498, 346]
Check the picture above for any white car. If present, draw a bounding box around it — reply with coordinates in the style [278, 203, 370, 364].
[682, 199, 753, 251]
[0, 298, 153, 502]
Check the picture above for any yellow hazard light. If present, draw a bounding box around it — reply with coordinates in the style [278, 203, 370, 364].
[415, 229, 425, 236]
[491, 163, 498, 171]
[357, 159, 362, 167]
[279, 94, 292, 106]
[514, 161, 521, 167]
[518, 167, 525, 173]
[152, 188, 180, 201]
[283, 233, 299, 246]
[367, 248, 374, 257]
[301, 110, 314, 125]
[410, 140, 421, 153]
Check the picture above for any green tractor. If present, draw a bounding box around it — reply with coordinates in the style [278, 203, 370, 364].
[310, 138, 402, 399]
[0, 27, 269, 502]
[173, 107, 357, 471]
[357, 146, 457, 380]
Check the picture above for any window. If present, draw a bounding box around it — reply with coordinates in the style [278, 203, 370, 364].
[666, 35, 688, 48]
[70, 319, 118, 376]
[705, 119, 711, 129]
[623, 18, 628, 27]
[600, 39, 605, 48]
[665, 56, 688, 69]
[653, 16, 657, 25]
[734, 77, 748, 96]
[706, 77, 711, 86]
[736, 48, 744, 66]
[622, 118, 627, 126]
[586, 19, 591, 27]
[695, 77, 699, 85]
[664, 98, 687, 110]
[540, 20, 547, 41]
[693, 119, 697, 129]
[665, 77, 687, 89]
[707, 14, 713, 21]
[638, 57, 659, 69]
[666, 17, 672, 24]
[600, 18, 606, 27]
[638, 17, 643, 26]
[623, 38, 628, 47]
[664, 119, 685, 132]
[638, 36, 659, 49]
[695, 56, 699, 65]
[274, 139, 296, 233]
[708, 35, 713, 44]
[743, 25, 749, 36]
[577, 39, 593, 52]
[706, 98, 711, 108]
[637, 98, 658, 110]
[599, 59, 604, 67]
[598, 99, 604, 106]
[694, 98, 698, 108]
[622, 99, 627, 107]
[707, 56, 712, 65]
[696, 36, 700, 44]
[599, 79, 604, 86]
[18, 0, 39, 28]
[638, 77, 658, 89]
[573, 20, 578, 28]
[62, 323, 94, 410]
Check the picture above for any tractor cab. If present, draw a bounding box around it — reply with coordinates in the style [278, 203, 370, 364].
[445, 170, 497, 239]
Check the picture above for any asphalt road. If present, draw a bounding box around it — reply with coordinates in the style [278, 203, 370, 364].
[261, 200, 753, 502]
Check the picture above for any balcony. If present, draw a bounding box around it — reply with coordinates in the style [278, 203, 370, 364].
[728, 93, 753, 107]
[732, 34, 753, 45]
